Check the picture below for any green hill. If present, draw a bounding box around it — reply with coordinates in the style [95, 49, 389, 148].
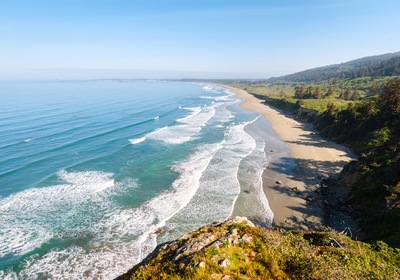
[269, 51, 400, 82]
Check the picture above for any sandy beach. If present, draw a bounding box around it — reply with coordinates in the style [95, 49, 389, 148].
[225, 85, 354, 231]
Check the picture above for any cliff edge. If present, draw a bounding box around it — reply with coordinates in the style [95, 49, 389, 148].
[117, 217, 399, 279]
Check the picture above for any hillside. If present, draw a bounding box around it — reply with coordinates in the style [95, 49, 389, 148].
[269, 51, 400, 82]
[117, 217, 400, 280]
[227, 67, 400, 247]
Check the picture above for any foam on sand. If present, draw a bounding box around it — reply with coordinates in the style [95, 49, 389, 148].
[232, 117, 274, 226]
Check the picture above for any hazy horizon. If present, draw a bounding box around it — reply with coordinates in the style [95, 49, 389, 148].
[1, 0, 400, 80]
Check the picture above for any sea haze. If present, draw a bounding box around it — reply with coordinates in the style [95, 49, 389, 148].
[0, 80, 285, 279]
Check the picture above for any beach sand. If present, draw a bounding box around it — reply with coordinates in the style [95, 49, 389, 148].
[226, 85, 354, 232]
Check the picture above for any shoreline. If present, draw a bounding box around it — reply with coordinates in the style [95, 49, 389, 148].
[224, 85, 355, 232]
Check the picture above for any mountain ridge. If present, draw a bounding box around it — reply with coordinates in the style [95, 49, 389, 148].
[269, 51, 400, 82]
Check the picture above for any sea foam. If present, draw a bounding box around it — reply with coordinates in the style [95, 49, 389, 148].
[129, 137, 146, 145]
[144, 104, 216, 144]
[160, 120, 258, 240]
[0, 170, 114, 258]
[1, 143, 225, 279]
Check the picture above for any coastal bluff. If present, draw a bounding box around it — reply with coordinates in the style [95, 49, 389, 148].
[116, 217, 399, 279]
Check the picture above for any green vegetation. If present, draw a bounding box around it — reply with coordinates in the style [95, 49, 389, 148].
[228, 74, 400, 248]
[118, 218, 400, 279]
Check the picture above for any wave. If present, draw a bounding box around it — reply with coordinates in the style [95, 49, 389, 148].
[0, 170, 115, 258]
[159, 121, 258, 240]
[129, 137, 146, 145]
[202, 85, 214, 92]
[127, 103, 224, 146]
[140, 104, 216, 145]
[176, 106, 201, 123]
[0, 142, 225, 279]
[200, 95, 232, 102]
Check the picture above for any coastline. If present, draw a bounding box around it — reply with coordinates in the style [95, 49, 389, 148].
[224, 85, 354, 232]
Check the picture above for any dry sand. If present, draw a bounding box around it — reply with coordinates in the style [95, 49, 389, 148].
[225, 85, 354, 231]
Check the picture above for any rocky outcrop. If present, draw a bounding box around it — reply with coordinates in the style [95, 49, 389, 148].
[117, 216, 400, 280]
[171, 217, 254, 264]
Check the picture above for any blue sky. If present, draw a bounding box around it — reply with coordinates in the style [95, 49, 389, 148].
[1, 0, 399, 79]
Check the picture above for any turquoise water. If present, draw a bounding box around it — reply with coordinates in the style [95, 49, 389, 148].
[0, 80, 285, 279]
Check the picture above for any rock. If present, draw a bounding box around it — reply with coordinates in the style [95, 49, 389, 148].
[211, 274, 224, 279]
[239, 234, 253, 243]
[228, 216, 255, 227]
[211, 240, 224, 249]
[219, 258, 230, 267]
[211, 254, 227, 262]
[198, 261, 205, 268]
[230, 228, 238, 236]
[221, 275, 231, 279]
[276, 180, 283, 185]
[179, 233, 189, 241]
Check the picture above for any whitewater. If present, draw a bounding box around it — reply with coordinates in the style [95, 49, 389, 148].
[0, 80, 285, 279]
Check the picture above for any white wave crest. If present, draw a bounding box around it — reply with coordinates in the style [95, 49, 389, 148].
[200, 95, 232, 102]
[145, 105, 216, 144]
[202, 85, 213, 92]
[129, 137, 146, 145]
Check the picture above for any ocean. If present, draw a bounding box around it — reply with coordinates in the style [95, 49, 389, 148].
[0, 80, 287, 279]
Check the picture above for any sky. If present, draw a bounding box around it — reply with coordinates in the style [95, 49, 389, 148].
[0, 0, 400, 79]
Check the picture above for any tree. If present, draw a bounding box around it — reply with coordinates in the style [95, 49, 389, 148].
[326, 85, 335, 97]
[313, 86, 322, 99]
[378, 79, 400, 117]
[338, 90, 345, 99]
[294, 85, 306, 99]
[352, 86, 360, 100]
[306, 86, 313, 98]
[369, 83, 379, 96]
[344, 88, 353, 100]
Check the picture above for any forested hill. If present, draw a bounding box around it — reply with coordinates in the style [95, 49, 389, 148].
[270, 51, 400, 82]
